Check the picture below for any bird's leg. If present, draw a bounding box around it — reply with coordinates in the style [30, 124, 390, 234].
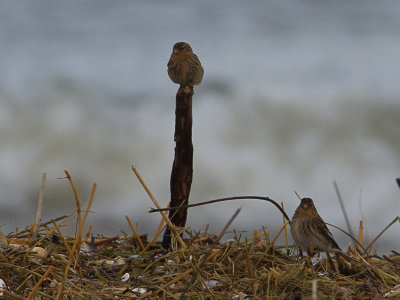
[298, 247, 304, 258]
[307, 246, 316, 256]
[307, 256, 313, 269]
[305, 246, 316, 269]
[293, 246, 309, 275]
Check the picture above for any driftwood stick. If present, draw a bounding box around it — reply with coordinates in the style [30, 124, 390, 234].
[162, 86, 194, 249]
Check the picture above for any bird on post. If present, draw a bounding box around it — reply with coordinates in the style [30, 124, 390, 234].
[290, 197, 341, 256]
[167, 42, 204, 88]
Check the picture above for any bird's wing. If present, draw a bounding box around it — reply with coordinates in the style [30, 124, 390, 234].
[314, 215, 341, 250]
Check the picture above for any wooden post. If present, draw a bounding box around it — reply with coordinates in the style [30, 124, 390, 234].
[162, 86, 194, 249]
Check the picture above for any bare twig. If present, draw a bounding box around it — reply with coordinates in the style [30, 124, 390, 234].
[333, 181, 354, 237]
[326, 222, 368, 255]
[216, 206, 242, 242]
[358, 220, 364, 253]
[154, 203, 169, 237]
[255, 220, 289, 267]
[125, 215, 145, 251]
[9, 215, 68, 238]
[56, 183, 96, 299]
[51, 219, 72, 256]
[27, 265, 54, 299]
[358, 189, 368, 246]
[149, 195, 291, 224]
[131, 165, 186, 249]
[33, 172, 46, 239]
[282, 202, 289, 254]
[64, 169, 81, 231]
[93, 236, 119, 247]
[84, 224, 93, 243]
[366, 217, 400, 254]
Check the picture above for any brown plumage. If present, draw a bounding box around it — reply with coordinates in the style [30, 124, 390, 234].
[290, 198, 341, 255]
[167, 42, 204, 87]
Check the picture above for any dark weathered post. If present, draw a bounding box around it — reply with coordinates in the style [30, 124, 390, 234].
[162, 86, 193, 249]
[164, 42, 203, 249]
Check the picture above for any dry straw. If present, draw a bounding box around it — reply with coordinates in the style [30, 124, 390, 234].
[1, 172, 400, 298]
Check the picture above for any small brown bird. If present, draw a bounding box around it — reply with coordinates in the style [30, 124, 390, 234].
[167, 42, 204, 87]
[290, 198, 341, 255]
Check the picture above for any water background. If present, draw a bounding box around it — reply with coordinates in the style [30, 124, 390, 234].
[1, 1, 400, 253]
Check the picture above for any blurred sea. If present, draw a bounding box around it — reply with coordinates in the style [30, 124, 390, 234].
[1, 1, 400, 253]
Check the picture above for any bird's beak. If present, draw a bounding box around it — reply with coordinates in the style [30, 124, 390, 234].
[302, 204, 308, 209]
[173, 49, 179, 54]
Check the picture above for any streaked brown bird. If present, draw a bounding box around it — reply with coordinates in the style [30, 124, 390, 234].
[290, 197, 341, 255]
[167, 42, 204, 87]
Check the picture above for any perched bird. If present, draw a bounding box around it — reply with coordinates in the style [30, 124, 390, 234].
[290, 197, 341, 255]
[167, 42, 204, 87]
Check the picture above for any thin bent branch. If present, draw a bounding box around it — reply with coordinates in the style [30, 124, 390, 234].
[149, 195, 291, 223]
